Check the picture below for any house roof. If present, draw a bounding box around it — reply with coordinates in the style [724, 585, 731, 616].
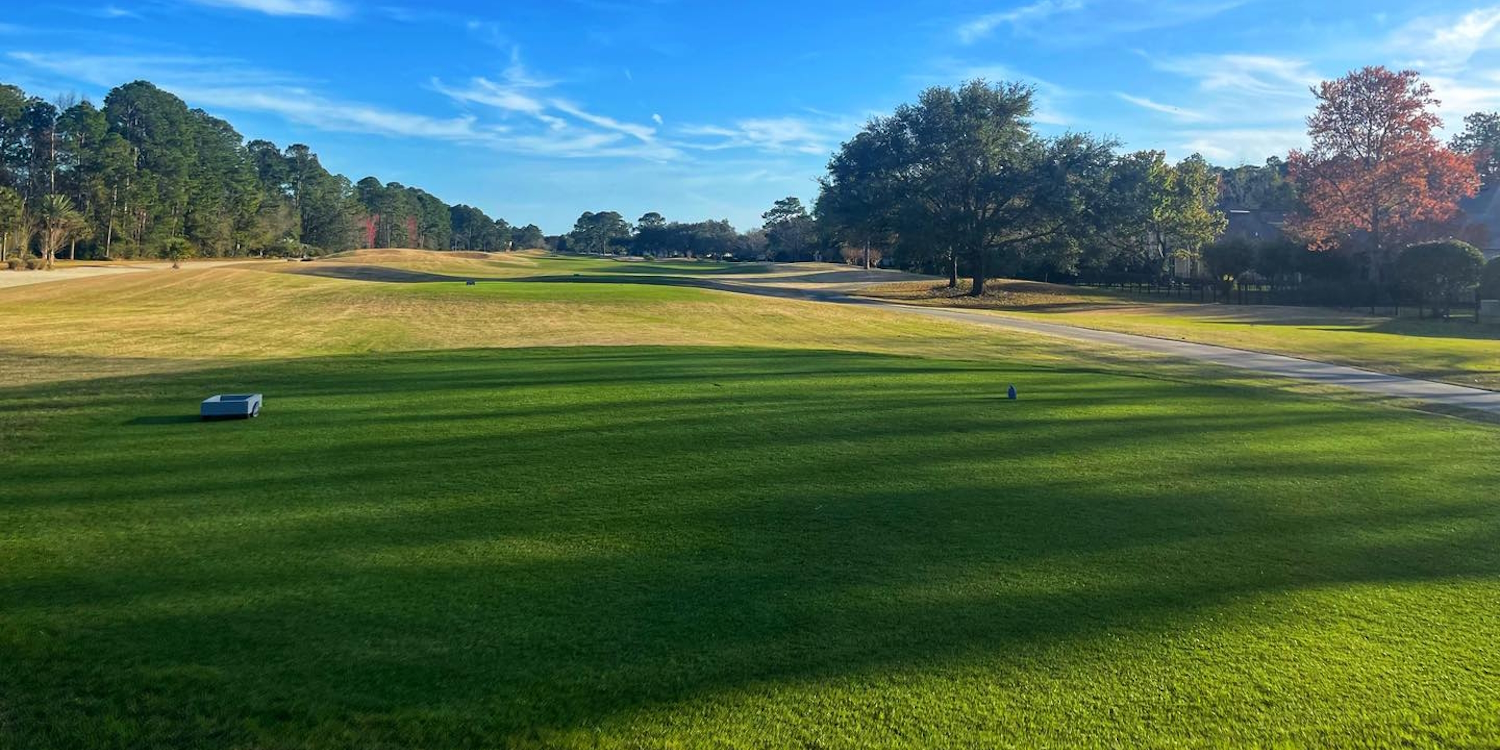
[1222, 208, 1287, 241]
[1458, 186, 1500, 255]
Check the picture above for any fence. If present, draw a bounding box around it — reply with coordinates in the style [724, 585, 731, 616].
[1071, 275, 1487, 322]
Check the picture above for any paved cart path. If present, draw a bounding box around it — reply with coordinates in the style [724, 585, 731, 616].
[877, 301, 1500, 415]
[661, 273, 1500, 417]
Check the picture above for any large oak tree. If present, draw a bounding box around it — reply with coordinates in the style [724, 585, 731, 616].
[819, 80, 1118, 295]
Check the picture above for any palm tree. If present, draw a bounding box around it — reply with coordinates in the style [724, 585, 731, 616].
[35, 194, 83, 271]
[161, 237, 194, 269]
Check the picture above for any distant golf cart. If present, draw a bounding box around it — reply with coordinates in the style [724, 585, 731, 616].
[201, 394, 263, 420]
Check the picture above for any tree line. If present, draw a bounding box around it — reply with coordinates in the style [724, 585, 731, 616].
[566, 81, 1229, 295]
[568, 68, 1499, 309]
[0, 80, 542, 269]
[814, 70, 1500, 301]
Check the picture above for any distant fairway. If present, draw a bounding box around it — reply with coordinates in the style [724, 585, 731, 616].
[3, 253, 1499, 748]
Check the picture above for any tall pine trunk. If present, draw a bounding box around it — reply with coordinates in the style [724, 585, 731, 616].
[947, 250, 958, 288]
[105, 189, 115, 260]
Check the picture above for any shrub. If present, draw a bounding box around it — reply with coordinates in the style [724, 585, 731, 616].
[1397, 240, 1486, 315]
[838, 244, 885, 267]
[1202, 237, 1256, 281]
[6, 257, 24, 271]
[23, 257, 41, 270]
[1482, 257, 1500, 300]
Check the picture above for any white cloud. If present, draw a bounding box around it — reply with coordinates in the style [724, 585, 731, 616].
[957, 0, 1084, 44]
[1390, 7, 1500, 73]
[1151, 53, 1319, 100]
[958, 0, 1246, 45]
[1115, 93, 1213, 123]
[197, 88, 490, 140]
[1133, 52, 1320, 165]
[552, 100, 656, 142]
[1425, 73, 1500, 128]
[8, 50, 296, 88]
[184, 0, 348, 18]
[679, 114, 860, 155]
[1142, 52, 1319, 140]
[7, 40, 859, 165]
[9, 51, 487, 139]
[431, 48, 673, 157]
[1175, 128, 1307, 164]
[6, 50, 684, 160]
[432, 76, 549, 117]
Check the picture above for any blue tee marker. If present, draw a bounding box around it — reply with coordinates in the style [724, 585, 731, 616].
[1008, 385, 1018, 400]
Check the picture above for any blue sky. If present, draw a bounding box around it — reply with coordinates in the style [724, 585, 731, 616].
[6, 1, 1500, 233]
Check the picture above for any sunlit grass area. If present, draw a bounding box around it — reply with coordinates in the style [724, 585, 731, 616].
[0, 262, 1059, 385]
[866, 278, 1500, 390]
[3, 254, 1499, 748]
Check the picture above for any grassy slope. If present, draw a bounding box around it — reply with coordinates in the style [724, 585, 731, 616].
[0, 257, 1098, 387]
[865, 279, 1500, 390]
[3, 257, 1500, 748]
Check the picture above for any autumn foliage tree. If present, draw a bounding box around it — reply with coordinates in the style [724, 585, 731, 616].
[1287, 67, 1479, 279]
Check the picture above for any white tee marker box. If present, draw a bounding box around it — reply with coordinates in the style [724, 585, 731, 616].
[201, 394, 263, 420]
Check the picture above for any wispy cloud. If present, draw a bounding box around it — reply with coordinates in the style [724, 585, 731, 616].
[464, 19, 510, 50]
[6, 28, 864, 167]
[552, 101, 656, 142]
[1115, 93, 1212, 123]
[1138, 52, 1319, 164]
[9, 50, 487, 140]
[431, 47, 675, 158]
[957, 0, 1247, 45]
[97, 6, 142, 19]
[1175, 127, 1307, 164]
[1424, 72, 1500, 126]
[957, 0, 1083, 44]
[183, 0, 348, 18]
[678, 113, 863, 155]
[1389, 7, 1500, 73]
[1149, 53, 1318, 103]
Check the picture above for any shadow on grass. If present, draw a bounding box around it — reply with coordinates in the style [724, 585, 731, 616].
[542, 253, 769, 276]
[124, 414, 204, 426]
[2, 346, 1499, 747]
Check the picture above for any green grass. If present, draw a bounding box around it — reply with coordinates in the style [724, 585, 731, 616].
[5, 346, 1500, 748]
[3, 256, 1500, 747]
[866, 279, 1500, 390]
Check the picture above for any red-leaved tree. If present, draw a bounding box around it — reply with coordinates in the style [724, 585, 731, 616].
[1287, 66, 1479, 279]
